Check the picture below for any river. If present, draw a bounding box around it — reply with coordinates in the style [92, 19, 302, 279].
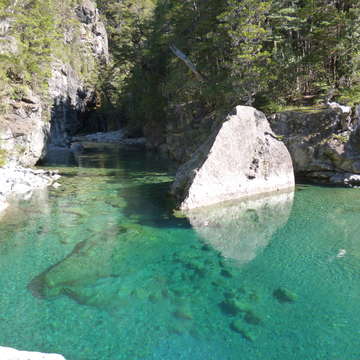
[0, 143, 359, 360]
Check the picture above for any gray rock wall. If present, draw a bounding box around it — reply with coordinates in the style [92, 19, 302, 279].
[269, 106, 360, 185]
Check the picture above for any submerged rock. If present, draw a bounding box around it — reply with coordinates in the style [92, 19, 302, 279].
[230, 321, 256, 341]
[0, 347, 65, 360]
[171, 106, 294, 210]
[220, 298, 252, 316]
[273, 287, 297, 303]
[244, 310, 262, 325]
[173, 307, 193, 320]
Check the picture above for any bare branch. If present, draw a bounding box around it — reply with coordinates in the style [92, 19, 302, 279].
[169, 44, 205, 82]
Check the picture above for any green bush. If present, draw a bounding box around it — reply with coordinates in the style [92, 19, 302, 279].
[0, 149, 8, 167]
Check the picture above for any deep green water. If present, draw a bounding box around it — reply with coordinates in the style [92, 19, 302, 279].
[0, 144, 359, 360]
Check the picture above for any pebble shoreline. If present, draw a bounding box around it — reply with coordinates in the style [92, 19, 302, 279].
[0, 131, 146, 214]
[72, 129, 146, 145]
[0, 166, 61, 213]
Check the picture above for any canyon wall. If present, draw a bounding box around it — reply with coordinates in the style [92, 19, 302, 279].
[0, 0, 108, 167]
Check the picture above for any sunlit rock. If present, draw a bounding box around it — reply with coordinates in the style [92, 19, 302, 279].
[187, 190, 294, 265]
[269, 107, 360, 184]
[171, 106, 295, 210]
[0, 347, 65, 360]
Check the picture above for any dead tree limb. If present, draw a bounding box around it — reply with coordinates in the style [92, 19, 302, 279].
[169, 44, 206, 82]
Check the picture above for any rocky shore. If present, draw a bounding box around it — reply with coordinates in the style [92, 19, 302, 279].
[0, 347, 65, 360]
[0, 166, 61, 213]
[72, 130, 146, 145]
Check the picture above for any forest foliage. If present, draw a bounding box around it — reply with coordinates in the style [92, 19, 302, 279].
[97, 0, 360, 130]
[1, 0, 360, 127]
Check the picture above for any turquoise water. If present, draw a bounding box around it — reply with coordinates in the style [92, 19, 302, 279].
[0, 143, 359, 360]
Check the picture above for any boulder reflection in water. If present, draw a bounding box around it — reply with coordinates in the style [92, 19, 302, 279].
[187, 190, 294, 265]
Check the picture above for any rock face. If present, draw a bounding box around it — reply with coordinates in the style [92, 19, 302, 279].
[0, 0, 108, 167]
[0, 93, 48, 166]
[171, 106, 295, 210]
[48, 0, 108, 148]
[0, 347, 65, 360]
[269, 106, 360, 185]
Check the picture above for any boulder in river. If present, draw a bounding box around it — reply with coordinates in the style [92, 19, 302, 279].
[171, 106, 295, 210]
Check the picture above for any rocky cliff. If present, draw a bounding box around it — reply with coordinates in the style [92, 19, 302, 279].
[269, 105, 360, 186]
[0, 0, 108, 167]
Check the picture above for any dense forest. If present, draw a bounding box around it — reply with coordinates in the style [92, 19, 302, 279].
[1, 0, 360, 129]
[96, 0, 360, 132]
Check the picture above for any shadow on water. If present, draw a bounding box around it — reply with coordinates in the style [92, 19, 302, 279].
[53, 143, 192, 229]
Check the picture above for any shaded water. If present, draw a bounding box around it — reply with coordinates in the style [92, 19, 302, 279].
[0, 144, 359, 360]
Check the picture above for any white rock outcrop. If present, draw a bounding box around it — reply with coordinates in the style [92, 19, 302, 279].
[0, 347, 65, 360]
[171, 106, 295, 210]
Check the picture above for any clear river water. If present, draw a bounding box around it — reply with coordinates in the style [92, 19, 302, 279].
[0, 143, 359, 360]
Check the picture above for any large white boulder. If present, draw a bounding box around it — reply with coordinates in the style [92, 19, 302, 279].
[171, 106, 295, 210]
